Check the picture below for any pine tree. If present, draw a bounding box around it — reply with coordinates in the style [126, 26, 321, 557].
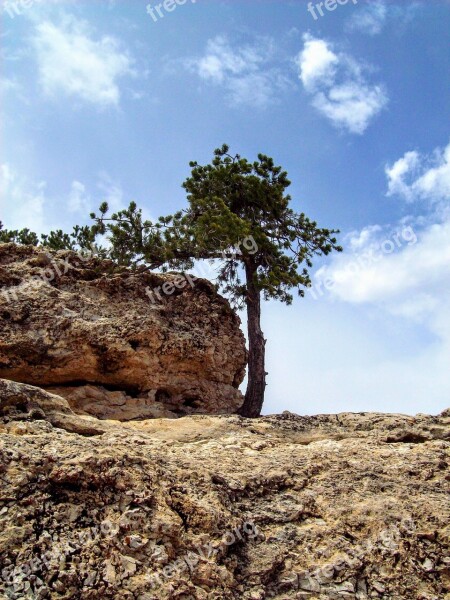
[91, 145, 342, 417]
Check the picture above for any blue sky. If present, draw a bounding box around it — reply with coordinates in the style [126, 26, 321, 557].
[1, 0, 450, 416]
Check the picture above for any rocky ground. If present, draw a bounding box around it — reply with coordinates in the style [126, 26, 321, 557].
[1, 380, 449, 600]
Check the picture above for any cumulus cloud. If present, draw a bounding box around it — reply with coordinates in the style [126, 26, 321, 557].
[263, 136, 450, 415]
[296, 34, 388, 134]
[298, 36, 338, 91]
[33, 17, 134, 107]
[263, 139, 450, 414]
[315, 222, 449, 313]
[313, 139, 450, 329]
[386, 141, 450, 203]
[267, 141, 450, 417]
[187, 36, 289, 108]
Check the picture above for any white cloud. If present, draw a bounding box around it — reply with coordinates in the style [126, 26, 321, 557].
[297, 35, 388, 134]
[187, 36, 289, 108]
[346, 0, 388, 35]
[33, 17, 134, 107]
[0, 78, 19, 94]
[346, 224, 383, 251]
[282, 193, 450, 415]
[196, 37, 263, 83]
[312, 139, 450, 335]
[0, 164, 47, 233]
[312, 82, 387, 135]
[297, 36, 338, 91]
[294, 138, 450, 416]
[386, 141, 450, 203]
[385, 151, 420, 200]
[315, 221, 450, 315]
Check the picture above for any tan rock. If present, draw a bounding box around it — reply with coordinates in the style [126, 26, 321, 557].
[0, 381, 449, 599]
[0, 243, 247, 418]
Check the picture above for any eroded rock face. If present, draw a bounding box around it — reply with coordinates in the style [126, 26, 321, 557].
[0, 243, 247, 418]
[0, 380, 449, 599]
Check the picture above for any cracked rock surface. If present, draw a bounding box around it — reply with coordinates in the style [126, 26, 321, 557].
[1, 380, 449, 599]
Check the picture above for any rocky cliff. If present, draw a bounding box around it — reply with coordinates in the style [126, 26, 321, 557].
[0, 379, 449, 599]
[0, 244, 247, 419]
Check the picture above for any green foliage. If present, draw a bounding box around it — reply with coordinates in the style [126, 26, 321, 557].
[91, 145, 342, 308]
[0, 220, 104, 256]
[40, 230, 76, 251]
[0, 221, 39, 246]
[182, 145, 342, 306]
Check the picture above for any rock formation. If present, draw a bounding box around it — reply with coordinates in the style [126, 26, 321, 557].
[0, 243, 247, 419]
[1, 243, 449, 599]
[0, 379, 449, 599]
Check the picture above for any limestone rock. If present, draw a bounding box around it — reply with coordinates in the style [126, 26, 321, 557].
[0, 381, 449, 599]
[0, 243, 247, 418]
[0, 378, 111, 436]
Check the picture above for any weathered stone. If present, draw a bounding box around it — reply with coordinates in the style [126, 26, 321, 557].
[0, 384, 449, 599]
[0, 243, 247, 418]
[0, 378, 110, 436]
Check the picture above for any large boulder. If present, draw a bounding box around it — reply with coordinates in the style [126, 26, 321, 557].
[0, 243, 247, 419]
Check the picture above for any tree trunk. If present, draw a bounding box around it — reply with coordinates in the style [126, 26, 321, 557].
[239, 261, 266, 418]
